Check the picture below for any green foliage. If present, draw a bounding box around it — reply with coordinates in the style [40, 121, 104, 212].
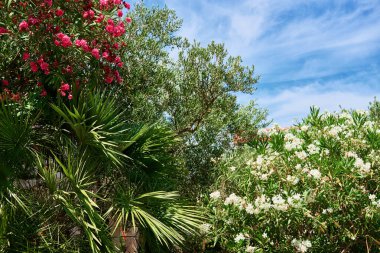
[0, 91, 204, 252]
[369, 97, 380, 122]
[203, 108, 380, 252]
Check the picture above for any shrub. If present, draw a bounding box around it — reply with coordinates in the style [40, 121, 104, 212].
[0, 0, 132, 101]
[204, 107, 380, 252]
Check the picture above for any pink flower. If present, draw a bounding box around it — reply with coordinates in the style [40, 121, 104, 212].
[124, 2, 131, 9]
[83, 11, 89, 19]
[60, 83, 70, 91]
[105, 75, 113, 83]
[114, 0, 122, 4]
[54, 40, 61, 46]
[102, 52, 109, 59]
[28, 16, 39, 25]
[91, 48, 100, 59]
[60, 90, 66, 97]
[2, 80, 9, 86]
[40, 89, 47, 97]
[39, 62, 49, 71]
[30, 62, 39, 72]
[100, 0, 108, 7]
[88, 10, 95, 19]
[117, 10, 123, 17]
[105, 25, 114, 33]
[126, 17, 132, 23]
[55, 9, 64, 17]
[114, 56, 121, 63]
[44, 0, 52, 7]
[56, 32, 64, 39]
[0, 27, 9, 34]
[95, 14, 105, 23]
[68, 93, 73, 100]
[61, 35, 72, 47]
[23, 52, 30, 61]
[75, 39, 82, 47]
[19, 21, 29, 31]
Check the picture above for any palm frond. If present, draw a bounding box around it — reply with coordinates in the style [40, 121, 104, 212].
[109, 189, 204, 249]
[0, 101, 44, 185]
[51, 91, 127, 167]
[122, 124, 180, 171]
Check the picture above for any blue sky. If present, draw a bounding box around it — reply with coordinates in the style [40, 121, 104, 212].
[138, 0, 380, 125]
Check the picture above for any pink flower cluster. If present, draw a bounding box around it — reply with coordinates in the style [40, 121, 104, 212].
[1, 0, 133, 100]
[105, 19, 126, 37]
[75, 39, 90, 52]
[59, 82, 72, 99]
[30, 57, 50, 75]
[55, 33, 73, 48]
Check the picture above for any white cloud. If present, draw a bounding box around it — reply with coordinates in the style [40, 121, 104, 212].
[255, 82, 380, 126]
[160, 0, 380, 125]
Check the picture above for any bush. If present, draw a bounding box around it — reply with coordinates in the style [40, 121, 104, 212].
[203, 107, 380, 252]
[0, 0, 132, 101]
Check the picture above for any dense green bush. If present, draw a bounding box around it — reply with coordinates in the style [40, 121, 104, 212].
[203, 108, 380, 252]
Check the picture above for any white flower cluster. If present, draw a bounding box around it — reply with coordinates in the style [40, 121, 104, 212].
[295, 151, 308, 160]
[300, 125, 309, 132]
[286, 175, 300, 185]
[284, 133, 304, 151]
[300, 165, 322, 180]
[308, 169, 322, 180]
[307, 143, 320, 155]
[245, 245, 258, 253]
[234, 233, 246, 243]
[353, 157, 371, 175]
[250, 154, 276, 181]
[287, 193, 303, 207]
[291, 238, 312, 252]
[322, 208, 333, 214]
[224, 193, 242, 206]
[326, 125, 343, 138]
[243, 193, 305, 214]
[210, 190, 221, 200]
[369, 194, 380, 207]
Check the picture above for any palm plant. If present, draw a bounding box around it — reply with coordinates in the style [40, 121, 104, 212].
[0, 91, 204, 252]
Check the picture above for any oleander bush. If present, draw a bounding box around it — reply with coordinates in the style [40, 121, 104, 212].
[203, 107, 380, 252]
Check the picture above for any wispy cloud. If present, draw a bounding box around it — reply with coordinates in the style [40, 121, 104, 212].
[148, 0, 380, 125]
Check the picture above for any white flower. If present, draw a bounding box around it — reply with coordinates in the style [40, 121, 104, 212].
[224, 193, 241, 206]
[309, 169, 321, 179]
[301, 125, 309, 132]
[307, 144, 320, 155]
[286, 175, 299, 185]
[262, 232, 268, 238]
[234, 233, 246, 243]
[292, 239, 312, 253]
[199, 223, 211, 234]
[328, 126, 342, 137]
[294, 193, 301, 200]
[245, 203, 254, 214]
[295, 151, 308, 160]
[369, 194, 376, 201]
[210, 190, 221, 200]
[345, 151, 358, 158]
[245, 246, 258, 253]
[354, 158, 371, 174]
[230, 166, 237, 172]
[256, 155, 264, 166]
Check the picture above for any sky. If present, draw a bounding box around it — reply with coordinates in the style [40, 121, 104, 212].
[138, 0, 380, 125]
